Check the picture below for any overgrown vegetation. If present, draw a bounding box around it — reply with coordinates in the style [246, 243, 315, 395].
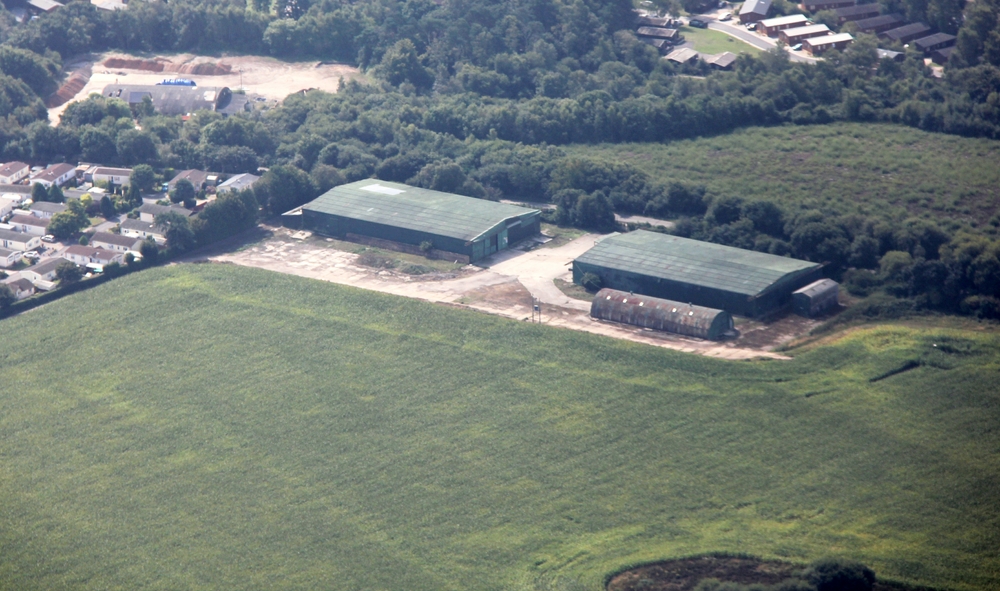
[0, 265, 996, 591]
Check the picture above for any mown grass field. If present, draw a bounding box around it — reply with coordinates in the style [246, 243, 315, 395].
[0, 265, 997, 591]
[679, 26, 763, 56]
[565, 123, 1000, 231]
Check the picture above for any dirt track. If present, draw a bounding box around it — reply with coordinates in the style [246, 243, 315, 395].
[49, 52, 363, 123]
[196, 227, 790, 361]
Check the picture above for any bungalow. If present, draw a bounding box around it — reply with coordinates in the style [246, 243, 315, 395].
[640, 38, 671, 52]
[931, 46, 954, 63]
[877, 48, 906, 61]
[914, 32, 956, 54]
[90, 231, 142, 253]
[137, 203, 194, 223]
[665, 47, 699, 64]
[636, 27, 681, 43]
[852, 13, 903, 34]
[800, 0, 855, 11]
[21, 257, 67, 282]
[92, 167, 132, 187]
[739, 0, 772, 23]
[803, 32, 854, 53]
[168, 169, 212, 191]
[27, 0, 63, 13]
[0, 246, 22, 268]
[758, 14, 809, 36]
[63, 245, 124, 266]
[5, 277, 35, 300]
[637, 15, 674, 27]
[779, 24, 832, 44]
[29, 201, 68, 219]
[880, 22, 930, 43]
[30, 163, 76, 189]
[0, 228, 41, 251]
[8, 214, 49, 236]
[704, 51, 738, 69]
[216, 173, 260, 194]
[0, 196, 19, 218]
[120, 218, 167, 244]
[0, 162, 30, 185]
[833, 3, 879, 23]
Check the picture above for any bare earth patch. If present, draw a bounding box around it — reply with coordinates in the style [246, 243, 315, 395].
[49, 52, 363, 123]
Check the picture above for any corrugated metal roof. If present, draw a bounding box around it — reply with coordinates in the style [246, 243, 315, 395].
[575, 230, 821, 297]
[793, 278, 838, 298]
[591, 288, 732, 339]
[302, 181, 540, 242]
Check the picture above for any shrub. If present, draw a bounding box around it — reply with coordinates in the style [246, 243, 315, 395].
[800, 558, 875, 591]
[419, 240, 433, 253]
[580, 272, 603, 292]
[356, 252, 396, 268]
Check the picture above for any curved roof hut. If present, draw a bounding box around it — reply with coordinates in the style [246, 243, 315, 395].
[590, 289, 734, 340]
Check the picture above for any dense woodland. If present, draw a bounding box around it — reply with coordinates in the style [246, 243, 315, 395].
[0, 0, 998, 317]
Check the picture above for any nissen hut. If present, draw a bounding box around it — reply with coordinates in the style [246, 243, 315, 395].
[591, 289, 734, 340]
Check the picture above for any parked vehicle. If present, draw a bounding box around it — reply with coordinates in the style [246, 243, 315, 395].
[41, 234, 55, 243]
[791, 43, 803, 51]
[24, 251, 39, 260]
[720, 12, 732, 21]
[745, 22, 757, 30]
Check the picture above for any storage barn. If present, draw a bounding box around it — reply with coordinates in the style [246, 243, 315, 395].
[290, 181, 541, 263]
[591, 288, 734, 340]
[572, 230, 823, 317]
[792, 279, 839, 317]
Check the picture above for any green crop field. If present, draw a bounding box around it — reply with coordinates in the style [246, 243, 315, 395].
[565, 123, 1000, 231]
[0, 265, 997, 591]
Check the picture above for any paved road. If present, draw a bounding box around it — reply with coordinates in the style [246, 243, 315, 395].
[709, 21, 821, 63]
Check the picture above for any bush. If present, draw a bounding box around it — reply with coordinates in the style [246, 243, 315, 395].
[419, 240, 433, 253]
[356, 252, 396, 268]
[800, 558, 875, 591]
[580, 272, 603, 292]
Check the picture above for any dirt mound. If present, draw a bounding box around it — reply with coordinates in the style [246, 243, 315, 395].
[103, 57, 167, 72]
[46, 66, 92, 108]
[102, 57, 232, 76]
[177, 62, 232, 75]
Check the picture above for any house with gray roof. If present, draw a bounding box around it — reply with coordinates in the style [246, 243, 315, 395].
[90, 232, 143, 253]
[120, 218, 167, 244]
[29, 201, 68, 219]
[216, 173, 260, 194]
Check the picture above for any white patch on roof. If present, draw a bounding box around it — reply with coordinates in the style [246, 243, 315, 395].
[360, 183, 406, 195]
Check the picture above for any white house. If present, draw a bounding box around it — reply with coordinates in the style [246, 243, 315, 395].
[91, 167, 132, 186]
[29, 201, 68, 219]
[0, 161, 30, 184]
[62, 245, 124, 266]
[120, 218, 167, 244]
[90, 232, 142, 253]
[0, 228, 41, 251]
[0, 246, 22, 268]
[0, 197, 19, 218]
[216, 173, 260, 194]
[30, 163, 76, 189]
[21, 257, 66, 282]
[5, 277, 35, 299]
[8, 214, 49, 236]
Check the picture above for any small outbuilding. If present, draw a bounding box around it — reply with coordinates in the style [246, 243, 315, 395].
[665, 47, 699, 64]
[792, 279, 839, 317]
[591, 288, 734, 340]
[704, 52, 738, 69]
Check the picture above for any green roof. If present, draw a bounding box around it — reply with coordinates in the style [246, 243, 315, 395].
[301, 181, 539, 242]
[576, 230, 821, 297]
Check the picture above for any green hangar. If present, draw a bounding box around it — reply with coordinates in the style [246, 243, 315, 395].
[573, 230, 823, 317]
[289, 181, 541, 263]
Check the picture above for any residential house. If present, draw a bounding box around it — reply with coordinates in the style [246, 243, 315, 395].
[833, 3, 880, 23]
[0, 229, 41, 251]
[0, 162, 30, 185]
[636, 27, 681, 44]
[21, 257, 67, 282]
[91, 167, 132, 187]
[5, 277, 35, 300]
[90, 231, 142, 253]
[168, 169, 212, 192]
[63, 245, 124, 267]
[216, 173, 260, 194]
[0, 246, 22, 268]
[29, 202, 68, 219]
[779, 24, 832, 45]
[852, 13, 903, 34]
[931, 46, 954, 63]
[120, 218, 167, 244]
[739, 0, 772, 23]
[27, 0, 63, 13]
[8, 214, 49, 236]
[803, 32, 854, 53]
[30, 163, 76, 189]
[637, 15, 674, 27]
[137, 203, 193, 223]
[0, 196, 20, 218]
[877, 48, 906, 61]
[758, 14, 809, 36]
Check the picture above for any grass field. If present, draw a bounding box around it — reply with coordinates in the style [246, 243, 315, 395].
[679, 26, 762, 55]
[564, 123, 1000, 232]
[0, 265, 997, 591]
